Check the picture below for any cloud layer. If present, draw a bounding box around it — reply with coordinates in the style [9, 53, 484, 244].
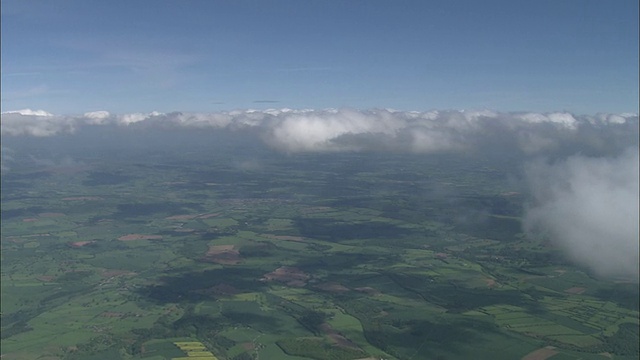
[2, 108, 637, 156]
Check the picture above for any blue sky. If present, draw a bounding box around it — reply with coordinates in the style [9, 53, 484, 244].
[1, 0, 638, 115]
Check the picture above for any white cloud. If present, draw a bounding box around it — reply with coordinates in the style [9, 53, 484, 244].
[0, 112, 77, 136]
[2, 108, 54, 117]
[167, 112, 233, 128]
[524, 148, 639, 281]
[117, 111, 164, 125]
[515, 112, 578, 128]
[1, 109, 637, 155]
[264, 109, 404, 152]
[546, 112, 578, 128]
[83, 110, 112, 125]
[84, 110, 111, 119]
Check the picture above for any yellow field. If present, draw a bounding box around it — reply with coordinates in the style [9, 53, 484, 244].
[173, 341, 219, 360]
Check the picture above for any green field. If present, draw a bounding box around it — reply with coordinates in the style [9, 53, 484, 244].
[1, 140, 638, 360]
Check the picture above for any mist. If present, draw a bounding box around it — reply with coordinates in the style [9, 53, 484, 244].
[524, 148, 639, 281]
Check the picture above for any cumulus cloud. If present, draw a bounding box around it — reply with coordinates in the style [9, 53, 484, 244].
[263, 109, 404, 152]
[1, 108, 637, 155]
[524, 148, 639, 281]
[83, 110, 112, 124]
[0, 111, 77, 136]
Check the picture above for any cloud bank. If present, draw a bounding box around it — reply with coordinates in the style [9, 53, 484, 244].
[1, 108, 637, 156]
[524, 148, 639, 280]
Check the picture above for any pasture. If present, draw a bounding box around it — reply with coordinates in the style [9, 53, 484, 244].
[1, 148, 638, 360]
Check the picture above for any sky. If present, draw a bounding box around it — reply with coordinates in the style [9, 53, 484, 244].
[1, 0, 638, 115]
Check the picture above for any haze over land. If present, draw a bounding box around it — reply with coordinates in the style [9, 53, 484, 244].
[2, 108, 639, 281]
